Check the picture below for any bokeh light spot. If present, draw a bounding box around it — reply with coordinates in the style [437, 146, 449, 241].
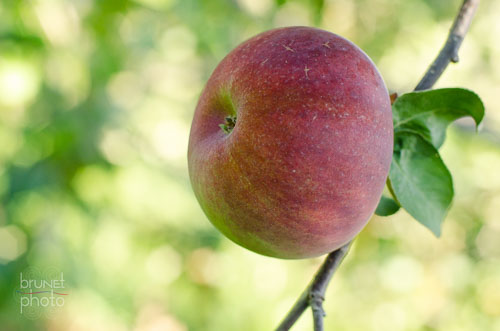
[0, 225, 27, 264]
[0, 60, 39, 107]
[145, 245, 182, 285]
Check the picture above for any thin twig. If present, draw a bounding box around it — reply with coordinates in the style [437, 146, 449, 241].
[309, 244, 351, 331]
[275, 242, 351, 331]
[415, 0, 479, 91]
[274, 1, 480, 330]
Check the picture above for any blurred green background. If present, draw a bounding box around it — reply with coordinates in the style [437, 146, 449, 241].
[0, 0, 499, 330]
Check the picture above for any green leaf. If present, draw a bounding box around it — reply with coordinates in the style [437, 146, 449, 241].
[388, 88, 484, 235]
[392, 88, 484, 149]
[388, 133, 454, 236]
[375, 196, 400, 216]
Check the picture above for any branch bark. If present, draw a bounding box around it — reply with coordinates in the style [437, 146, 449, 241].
[415, 0, 479, 91]
[274, 1, 479, 330]
[275, 242, 351, 331]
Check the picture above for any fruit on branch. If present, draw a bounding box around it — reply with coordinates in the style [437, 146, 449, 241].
[188, 26, 393, 259]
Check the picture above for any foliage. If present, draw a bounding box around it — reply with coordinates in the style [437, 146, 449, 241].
[377, 88, 484, 237]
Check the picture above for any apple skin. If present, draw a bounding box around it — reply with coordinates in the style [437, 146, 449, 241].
[188, 27, 393, 259]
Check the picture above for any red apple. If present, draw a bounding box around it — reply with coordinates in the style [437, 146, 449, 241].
[188, 27, 393, 259]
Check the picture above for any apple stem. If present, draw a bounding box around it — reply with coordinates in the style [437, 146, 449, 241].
[274, 1, 479, 330]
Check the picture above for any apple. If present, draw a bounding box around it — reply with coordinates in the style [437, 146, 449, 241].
[188, 27, 393, 259]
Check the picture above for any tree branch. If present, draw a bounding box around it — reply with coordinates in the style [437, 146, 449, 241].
[415, 0, 479, 91]
[274, 1, 479, 330]
[275, 242, 351, 331]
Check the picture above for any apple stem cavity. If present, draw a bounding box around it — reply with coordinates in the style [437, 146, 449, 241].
[219, 115, 237, 134]
[275, 1, 479, 330]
